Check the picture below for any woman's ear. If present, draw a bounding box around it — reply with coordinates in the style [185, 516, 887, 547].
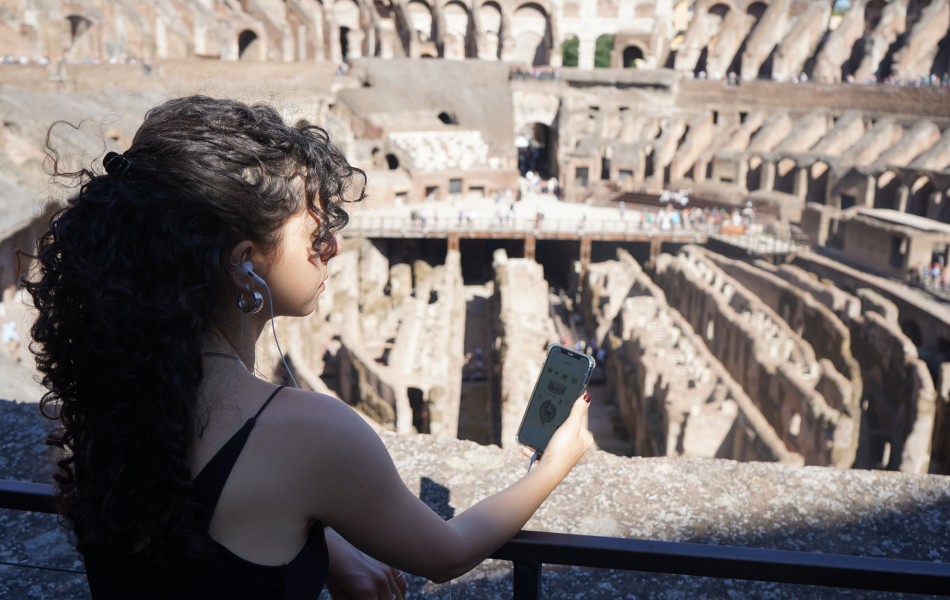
[228, 241, 255, 289]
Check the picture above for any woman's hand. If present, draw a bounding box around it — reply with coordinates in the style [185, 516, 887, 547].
[325, 528, 407, 600]
[521, 392, 593, 478]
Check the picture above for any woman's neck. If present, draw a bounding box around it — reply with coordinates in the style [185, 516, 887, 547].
[203, 323, 259, 372]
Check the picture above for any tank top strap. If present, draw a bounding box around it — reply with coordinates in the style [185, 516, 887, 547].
[252, 385, 286, 420]
[193, 385, 287, 528]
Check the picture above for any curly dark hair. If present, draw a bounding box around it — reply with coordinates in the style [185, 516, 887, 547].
[25, 95, 365, 568]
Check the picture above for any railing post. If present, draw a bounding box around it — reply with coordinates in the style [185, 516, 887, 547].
[512, 560, 542, 599]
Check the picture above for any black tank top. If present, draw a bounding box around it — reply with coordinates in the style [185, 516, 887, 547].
[84, 386, 329, 599]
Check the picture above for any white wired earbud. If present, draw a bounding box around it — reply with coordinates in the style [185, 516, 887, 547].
[242, 261, 267, 286]
[240, 260, 298, 388]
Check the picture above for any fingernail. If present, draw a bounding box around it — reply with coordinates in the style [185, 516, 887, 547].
[583, 393, 592, 403]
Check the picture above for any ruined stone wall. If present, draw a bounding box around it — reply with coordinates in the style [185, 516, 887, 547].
[386, 251, 466, 437]
[612, 282, 799, 464]
[491, 250, 559, 448]
[770, 262, 862, 322]
[791, 251, 950, 357]
[701, 251, 863, 418]
[336, 342, 405, 428]
[788, 252, 948, 473]
[584, 250, 801, 464]
[324, 239, 466, 437]
[653, 248, 856, 466]
[853, 310, 937, 473]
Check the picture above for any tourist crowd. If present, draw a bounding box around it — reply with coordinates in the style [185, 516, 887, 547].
[907, 262, 950, 292]
[509, 65, 561, 81]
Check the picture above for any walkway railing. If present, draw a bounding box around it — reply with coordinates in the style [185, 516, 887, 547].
[2, 479, 948, 597]
[347, 214, 709, 239]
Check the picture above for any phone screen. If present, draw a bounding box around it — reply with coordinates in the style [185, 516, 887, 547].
[516, 344, 595, 453]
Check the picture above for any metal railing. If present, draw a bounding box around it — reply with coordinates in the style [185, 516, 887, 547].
[346, 214, 715, 241]
[3, 479, 947, 597]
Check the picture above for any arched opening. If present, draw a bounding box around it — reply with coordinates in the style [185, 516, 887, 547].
[517, 122, 553, 179]
[65, 14, 95, 59]
[864, 0, 887, 33]
[67, 14, 93, 42]
[340, 26, 351, 60]
[746, 155, 763, 190]
[407, 387, 430, 433]
[901, 319, 922, 348]
[437, 111, 457, 124]
[746, 1, 767, 18]
[386, 153, 400, 170]
[562, 34, 579, 67]
[622, 45, 644, 68]
[335, 0, 361, 62]
[908, 176, 934, 218]
[443, 1, 473, 58]
[478, 2, 504, 60]
[595, 34, 614, 68]
[775, 157, 797, 194]
[238, 30, 260, 60]
[708, 2, 730, 20]
[875, 170, 901, 210]
[511, 4, 550, 65]
[408, 0, 435, 43]
[806, 160, 831, 205]
[600, 146, 612, 180]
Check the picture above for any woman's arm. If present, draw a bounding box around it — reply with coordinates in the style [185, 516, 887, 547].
[297, 393, 593, 582]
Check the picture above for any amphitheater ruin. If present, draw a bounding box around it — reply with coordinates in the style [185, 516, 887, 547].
[3, 1, 950, 596]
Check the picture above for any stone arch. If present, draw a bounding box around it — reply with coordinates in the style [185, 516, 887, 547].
[442, 1, 475, 58]
[516, 122, 554, 178]
[746, 152, 766, 190]
[477, 1, 504, 60]
[864, 0, 887, 33]
[805, 159, 831, 205]
[705, 1, 732, 21]
[905, 0, 932, 31]
[238, 29, 262, 60]
[561, 32, 580, 67]
[595, 33, 614, 68]
[875, 168, 902, 210]
[291, 0, 329, 60]
[691, 1, 732, 75]
[775, 157, 798, 193]
[510, 3, 551, 65]
[622, 44, 645, 68]
[745, 1, 767, 18]
[335, 0, 363, 61]
[408, 0, 436, 43]
[727, 0, 767, 75]
[65, 14, 96, 60]
[908, 175, 934, 218]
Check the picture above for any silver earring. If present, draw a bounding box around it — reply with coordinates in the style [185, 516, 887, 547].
[237, 288, 264, 314]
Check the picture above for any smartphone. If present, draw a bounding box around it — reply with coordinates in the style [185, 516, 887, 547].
[516, 343, 595, 454]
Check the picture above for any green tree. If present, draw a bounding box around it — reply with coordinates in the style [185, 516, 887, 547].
[561, 36, 579, 67]
[594, 34, 614, 68]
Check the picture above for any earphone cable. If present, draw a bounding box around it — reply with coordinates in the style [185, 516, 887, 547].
[260, 282, 299, 389]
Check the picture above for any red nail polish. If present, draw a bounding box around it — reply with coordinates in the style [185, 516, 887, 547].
[583, 393, 592, 403]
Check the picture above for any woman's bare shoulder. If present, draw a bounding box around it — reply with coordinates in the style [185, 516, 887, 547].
[250, 386, 401, 518]
[261, 387, 378, 438]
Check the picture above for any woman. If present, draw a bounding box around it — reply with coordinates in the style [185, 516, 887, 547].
[27, 95, 593, 599]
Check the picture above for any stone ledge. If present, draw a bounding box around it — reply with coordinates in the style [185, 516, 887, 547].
[2, 392, 948, 599]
